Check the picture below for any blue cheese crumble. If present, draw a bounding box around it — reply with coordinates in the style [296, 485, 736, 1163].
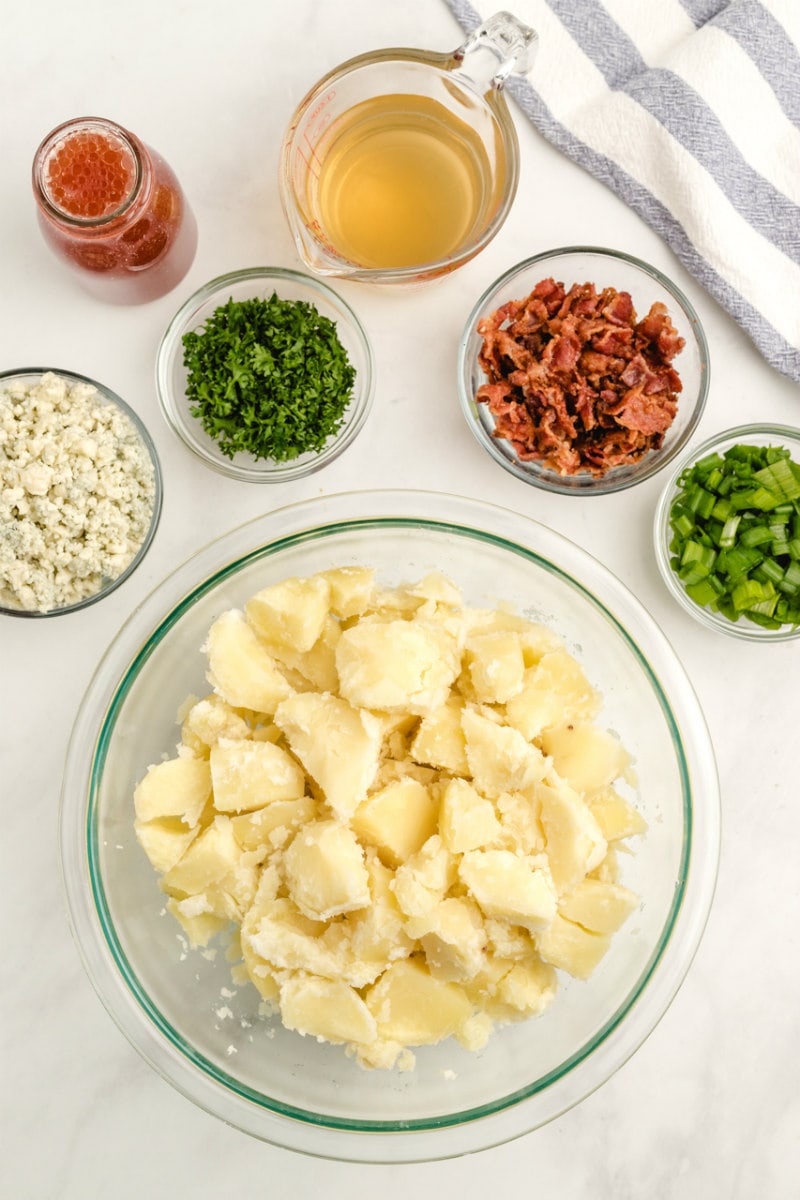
[0, 372, 156, 612]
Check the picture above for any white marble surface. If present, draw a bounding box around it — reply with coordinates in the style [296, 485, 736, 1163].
[2, 1, 798, 1196]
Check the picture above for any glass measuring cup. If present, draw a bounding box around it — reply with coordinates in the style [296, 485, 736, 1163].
[279, 12, 537, 284]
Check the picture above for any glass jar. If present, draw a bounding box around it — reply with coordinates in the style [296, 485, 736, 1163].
[32, 117, 198, 304]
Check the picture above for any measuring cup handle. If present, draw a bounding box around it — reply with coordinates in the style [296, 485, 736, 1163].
[452, 10, 538, 90]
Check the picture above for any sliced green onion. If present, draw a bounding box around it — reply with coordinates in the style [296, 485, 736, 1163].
[667, 439, 800, 631]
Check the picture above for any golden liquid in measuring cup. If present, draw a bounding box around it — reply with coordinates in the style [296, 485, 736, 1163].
[314, 94, 498, 270]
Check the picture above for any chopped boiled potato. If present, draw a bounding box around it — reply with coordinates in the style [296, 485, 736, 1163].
[229, 795, 317, 852]
[459, 849, 557, 931]
[462, 707, 550, 796]
[409, 698, 469, 775]
[165, 897, 229, 947]
[535, 914, 612, 980]
[254, 614, 341, 693]
[503, 678, 566, 741]
[180, 693, 252, 756]
[539, 722, 630, 794]
[495, 790, 544, 856]
[532, 650, 601, 718]
[464, 630, 526, 704]
[558, 878, 639, 934]
[587, 787, 648, 841]
[209, 739, 305, 812]
[405, 897, 486, 982]
[538, 778, 608, 894]
[160, 815, 242, 896]
[351, 778, 439, 867]
[245, 574, 330, 652]
[366, 958, 472, 1045]
[345, 853, 415, 969]
[134, 817, 200, 873]
[280, 975, 378, 1045]
[318, 566, 376, 619]
[283, 820, 370, 921]
[134, 755, 211, 827]
[206, 610, 293, 714]
[438, 777, 502, 853]
[273, 691, 382, 820]
[134, 567, 645, 1073]
[390, 836, 457, 917]
[336, 619, 460, 714]
[495, 957, 558, 1018]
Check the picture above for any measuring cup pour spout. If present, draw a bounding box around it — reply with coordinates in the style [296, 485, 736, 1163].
[452, 11, 538, 92]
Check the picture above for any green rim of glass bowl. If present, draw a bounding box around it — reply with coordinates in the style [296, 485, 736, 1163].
[457, 246, 710, 496]
[61, 490, 719, 1160]
[155, 267, 375, 483]
[0, 367, 162, 618]
[654, 422, 800, 641]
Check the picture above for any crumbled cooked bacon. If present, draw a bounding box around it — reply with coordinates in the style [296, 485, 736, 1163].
[475, 278, 685, 477]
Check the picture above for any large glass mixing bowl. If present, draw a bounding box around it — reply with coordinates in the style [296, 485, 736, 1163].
[59, 490, 719, 1162]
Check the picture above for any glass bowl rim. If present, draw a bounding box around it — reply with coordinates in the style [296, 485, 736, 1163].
[0, 366, 162, 619]
[59, 488, 720, 1160]
[457, 244, 710, 497]
[154, 266, 375, 483]
[654, 421, 800, 642]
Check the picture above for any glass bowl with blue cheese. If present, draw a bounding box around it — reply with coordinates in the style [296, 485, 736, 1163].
[0, 369, 161, 617]
[59, 489, 719, 1161]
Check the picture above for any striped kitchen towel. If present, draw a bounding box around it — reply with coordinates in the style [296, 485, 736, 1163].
[444, 0, 800, 384]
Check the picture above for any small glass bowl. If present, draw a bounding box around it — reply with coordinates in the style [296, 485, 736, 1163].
[654, 423, 800, 642]
[60, 490, 720, 1161]
[155, 267, 374, 482]
[0, 368, 162, 618]
[457, 247, 710, 496]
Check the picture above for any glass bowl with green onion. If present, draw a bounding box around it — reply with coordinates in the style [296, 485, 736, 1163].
[654, 424, 800, 641]
[156, 267, 374, 482]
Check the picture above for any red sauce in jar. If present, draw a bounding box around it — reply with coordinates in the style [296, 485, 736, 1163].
[33, 118, 197, 304]
[46, 129, 137, 219]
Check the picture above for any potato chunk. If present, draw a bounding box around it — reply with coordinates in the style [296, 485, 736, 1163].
[538, 778, 607, 894]
[540, 722, 630, 793]
[558, 878, 639, 934]
[160, 815, 242, 896]
[134, 817, 199, 873]
[461, 708, 549, 796]
[206, 610, 293, 714]
[318, 566, 375, 619]
[283, 820, 370, 921]
[458, 849, 557, 931]
[336, 619, 460, 715]
[209, 739, 305, 812]
[280, 975, 378, 1046]
[409, 698, 469, 775]
[405, 897, 486, 982]
[180, 693, 252, 756]
[438, 777, 502, 854]
[587, 787, 648, 841]
[229, 796, 317, 852]
[245, 574, 330, 652]
[134, 756, 211, 827]
[535, 914, 611, 980]
[464, 630, 526, 704]
[274, 691, 382, 820]
[366, 959, 472, 1045]
[351, 778, 439, 867]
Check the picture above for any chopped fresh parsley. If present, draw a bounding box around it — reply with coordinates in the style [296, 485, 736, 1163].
[182, 293, 356, 462]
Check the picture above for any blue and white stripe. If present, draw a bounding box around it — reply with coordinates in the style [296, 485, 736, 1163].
[445, 0, 800, 383]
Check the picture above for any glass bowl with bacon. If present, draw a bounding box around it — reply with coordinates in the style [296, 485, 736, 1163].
[458, 247, 709, 495]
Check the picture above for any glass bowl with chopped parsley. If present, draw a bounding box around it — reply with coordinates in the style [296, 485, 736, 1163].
[654, 424, 800, 641]
[156, 267, 374, 481]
